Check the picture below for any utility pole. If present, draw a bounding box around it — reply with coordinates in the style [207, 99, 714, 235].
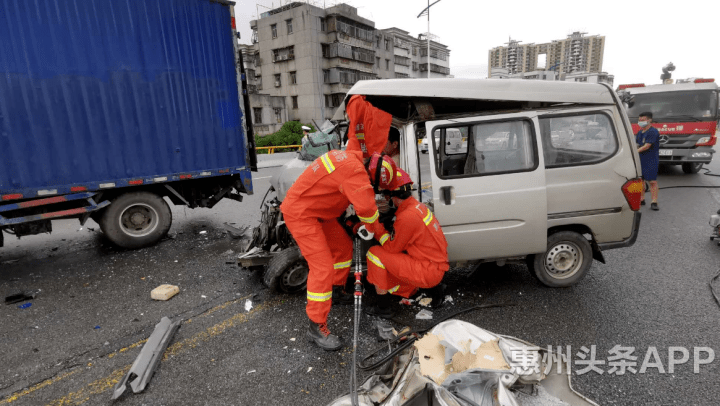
[417, 0, 442, 79]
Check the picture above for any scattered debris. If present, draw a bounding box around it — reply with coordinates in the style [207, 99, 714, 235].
[223, 249, 235, 256]
[1, 259, 19, 265]
[94, 325, 101, 329]
[51, 247, 59, 252]
[18, 303, 32, 309]
[151, 285, 180, 301]
[201, 295, 207, 299]
[245, 299, 253, 312]
[307, 367, 313, 373]
[290, 337, 296, 342]
[112, 317, 181, 400]
[5, 292, 33, 305]
[416, 309, 433, 320]
[399, 298, 414, 306]
[418, 298, 433, 307]
[375, 319, 395, 341]
[247, 370, 256, 374]
[199, 230, 207, 235]
[444, 295, 453, 304]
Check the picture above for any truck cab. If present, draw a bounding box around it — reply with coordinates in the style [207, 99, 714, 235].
[619, 79, 719, 174]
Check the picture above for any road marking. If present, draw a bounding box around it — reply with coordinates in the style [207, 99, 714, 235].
[0, 370, 80, 405]
[0, 294, 274, 405]
[254, 176, 272, 180]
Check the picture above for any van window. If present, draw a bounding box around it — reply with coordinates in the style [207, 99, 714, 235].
[433, 120, 537, 178]
[539, 112, 617, 168]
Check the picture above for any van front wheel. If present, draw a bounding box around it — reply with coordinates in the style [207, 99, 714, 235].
[528, 231, 592, 287]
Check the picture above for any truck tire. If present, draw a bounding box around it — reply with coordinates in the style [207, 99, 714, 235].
[99, 192, 172, 249]
[264, 246, 308, 294]
[527, 231, 592, 288]
[681, 162, 703, 174]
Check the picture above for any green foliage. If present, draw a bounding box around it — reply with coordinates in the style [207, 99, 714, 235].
[254, 121, 315, 153]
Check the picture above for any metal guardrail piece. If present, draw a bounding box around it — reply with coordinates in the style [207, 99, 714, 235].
[111, 317, 181, 400]
[255, 145, 301, 154]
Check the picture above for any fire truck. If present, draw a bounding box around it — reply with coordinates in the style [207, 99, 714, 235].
[619, 77, 719, 174]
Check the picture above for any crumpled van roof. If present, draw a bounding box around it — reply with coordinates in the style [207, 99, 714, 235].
[333, 79, 615, 120]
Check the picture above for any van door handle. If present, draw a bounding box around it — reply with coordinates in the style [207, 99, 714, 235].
[440, 186, 453, 205]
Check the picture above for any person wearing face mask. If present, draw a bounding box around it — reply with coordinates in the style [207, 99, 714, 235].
[636, 112, 660, 210]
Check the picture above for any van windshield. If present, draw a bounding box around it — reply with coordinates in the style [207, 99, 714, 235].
[626, 90, 718, 122]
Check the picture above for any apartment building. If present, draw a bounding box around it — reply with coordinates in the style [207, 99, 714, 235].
[242, 2, 451, 134]
[380, 28, 451, 79]
[488, 32, 605, 78]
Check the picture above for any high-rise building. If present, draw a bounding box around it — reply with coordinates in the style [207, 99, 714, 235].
[242, 2, 451, 135]
[488, 32, 605, 78]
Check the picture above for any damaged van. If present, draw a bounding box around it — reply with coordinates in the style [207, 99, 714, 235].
[240, 79, 644, 289]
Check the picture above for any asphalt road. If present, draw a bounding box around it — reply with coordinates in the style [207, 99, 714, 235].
[2, 155, 720, 406]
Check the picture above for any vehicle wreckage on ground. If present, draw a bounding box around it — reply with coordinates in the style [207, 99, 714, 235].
[327, 320, 599, 406]
[238, 79, 644, 292]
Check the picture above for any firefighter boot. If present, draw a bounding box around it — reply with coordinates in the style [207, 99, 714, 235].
[363, 293, 396, 319]
[332, 285, 353, 305]
[307, 321, 343, 351]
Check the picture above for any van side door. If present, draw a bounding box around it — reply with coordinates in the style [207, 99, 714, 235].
[427, 113, 547, 261]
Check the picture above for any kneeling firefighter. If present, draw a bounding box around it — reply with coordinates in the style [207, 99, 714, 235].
[363, 154, 450, 318]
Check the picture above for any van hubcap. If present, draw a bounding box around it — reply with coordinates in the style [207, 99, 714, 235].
[545, 242, 582, 279]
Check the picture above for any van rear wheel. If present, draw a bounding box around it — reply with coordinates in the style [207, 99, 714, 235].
[681, 162, 703, 174]
[528, 231, 592, 287]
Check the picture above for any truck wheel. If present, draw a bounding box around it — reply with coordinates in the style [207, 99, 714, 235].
[99, 192, 172, 249]
[264, 246, 308, 294]
[681, 162, 703, 174]
[528, 231, 592, 287]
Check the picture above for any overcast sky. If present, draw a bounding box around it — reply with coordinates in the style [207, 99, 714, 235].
[235, 0, 719, 85]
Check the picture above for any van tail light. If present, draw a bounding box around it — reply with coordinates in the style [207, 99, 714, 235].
[622, 178, 644, 211]
[696, 135, 717, 147]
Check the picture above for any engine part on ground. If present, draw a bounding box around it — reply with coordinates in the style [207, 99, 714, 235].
[112, 317, 181, 400]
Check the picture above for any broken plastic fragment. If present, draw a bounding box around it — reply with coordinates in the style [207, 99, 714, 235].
[444, 295, 453, 304]
[245, 299, 253, 312]
[307, 367, 313, 373]
[247, 370, 256, 374]
[418, 298, 432, 307]
[416, 309, 433, 320]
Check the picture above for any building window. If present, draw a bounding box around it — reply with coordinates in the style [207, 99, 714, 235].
[291, 96, 298, 109]
[332, 93, 344, 107]
[274, 108, 282, 123]
[253, 108, 262, 124]
[274, 74, 281, 87]
[385, 59, 389, 70]
[412, 62, 418, 71]
[385, 39, 390, 51]
[412, 47, 417, 56]
[376, 57, 380, 68]
[271, 24, 277, 39]
[323, 69, 330, 83]
[325, 94, 331, 107]
[286, 19, 293, 35]
[289, 71, 297, 84]
[376, 36, 381, 48]
[320, 18, 326, 32]
[322, 44, 329, 58]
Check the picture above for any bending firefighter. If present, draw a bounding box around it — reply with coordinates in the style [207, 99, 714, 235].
[363, 154, 450, 318]
[281, 95, 394, 351]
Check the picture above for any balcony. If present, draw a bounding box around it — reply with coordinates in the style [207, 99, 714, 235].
[419, 64, 450, 75]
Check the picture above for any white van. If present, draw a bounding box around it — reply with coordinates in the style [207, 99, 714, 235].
[241, 79, 644, 291]
[335, 79, 644, 287]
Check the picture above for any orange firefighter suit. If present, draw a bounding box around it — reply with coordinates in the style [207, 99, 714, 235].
[366, 196, 449, 298]
[345, 95, 393, 158]
[281, 150, 387, 324]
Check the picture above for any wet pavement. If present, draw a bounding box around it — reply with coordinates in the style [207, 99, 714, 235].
[1, 158, 720, 405]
